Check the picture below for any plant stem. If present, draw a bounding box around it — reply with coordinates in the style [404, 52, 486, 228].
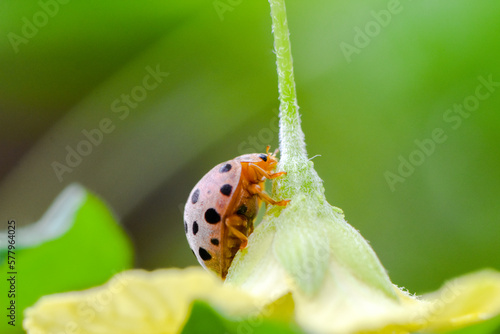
[269, 0, 307, 164]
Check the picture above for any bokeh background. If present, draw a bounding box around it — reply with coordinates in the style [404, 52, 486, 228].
[1, 0, 499, 300]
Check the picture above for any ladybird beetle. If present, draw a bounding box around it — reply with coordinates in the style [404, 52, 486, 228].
[184, 146, 289, 278]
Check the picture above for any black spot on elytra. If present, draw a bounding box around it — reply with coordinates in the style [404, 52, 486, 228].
[237, 204, 247, 215]
[191, 189, 200, 204]
[205, 208, 221, 224]
[199, 247, 212, 261]
[210, 238, 219, 246]
[192, 221, 199, 235]
[259, 154, 268, 162]
[184, 221, 188, 234]
[219, 163, 232, 173]
[220, 184, 232, 196]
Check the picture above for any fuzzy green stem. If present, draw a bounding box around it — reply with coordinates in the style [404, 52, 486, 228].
[230, 1, 399, 302]
[269, 0, 307, 164]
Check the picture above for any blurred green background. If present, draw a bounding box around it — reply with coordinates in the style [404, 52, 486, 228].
[0, 0, 499, 299]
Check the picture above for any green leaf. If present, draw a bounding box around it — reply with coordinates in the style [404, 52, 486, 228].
[180, 301, 228, 334]
[181, 300, 305, 334]
[0, 184, 133, 333]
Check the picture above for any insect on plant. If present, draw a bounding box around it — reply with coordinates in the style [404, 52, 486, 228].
[183, 146, 289, 278]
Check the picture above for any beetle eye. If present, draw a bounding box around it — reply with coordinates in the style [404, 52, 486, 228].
[259, 154, 268, 162]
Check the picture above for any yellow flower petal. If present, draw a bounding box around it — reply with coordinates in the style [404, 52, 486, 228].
[291, 263, 427, 334]
[24, 267, 261, 334]
[354, 270, 500, 334]
[23, 265, 500, 334]
[292, 269, 500, 334]
[419, 269, 500, 333]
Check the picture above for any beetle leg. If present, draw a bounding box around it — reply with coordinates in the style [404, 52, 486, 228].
[225, 215, 249, 249]
[248, 163, 287, 180]
[248, 184, 290, 207]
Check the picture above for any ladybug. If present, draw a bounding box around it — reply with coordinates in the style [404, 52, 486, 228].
[184, 146, 289, 278]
